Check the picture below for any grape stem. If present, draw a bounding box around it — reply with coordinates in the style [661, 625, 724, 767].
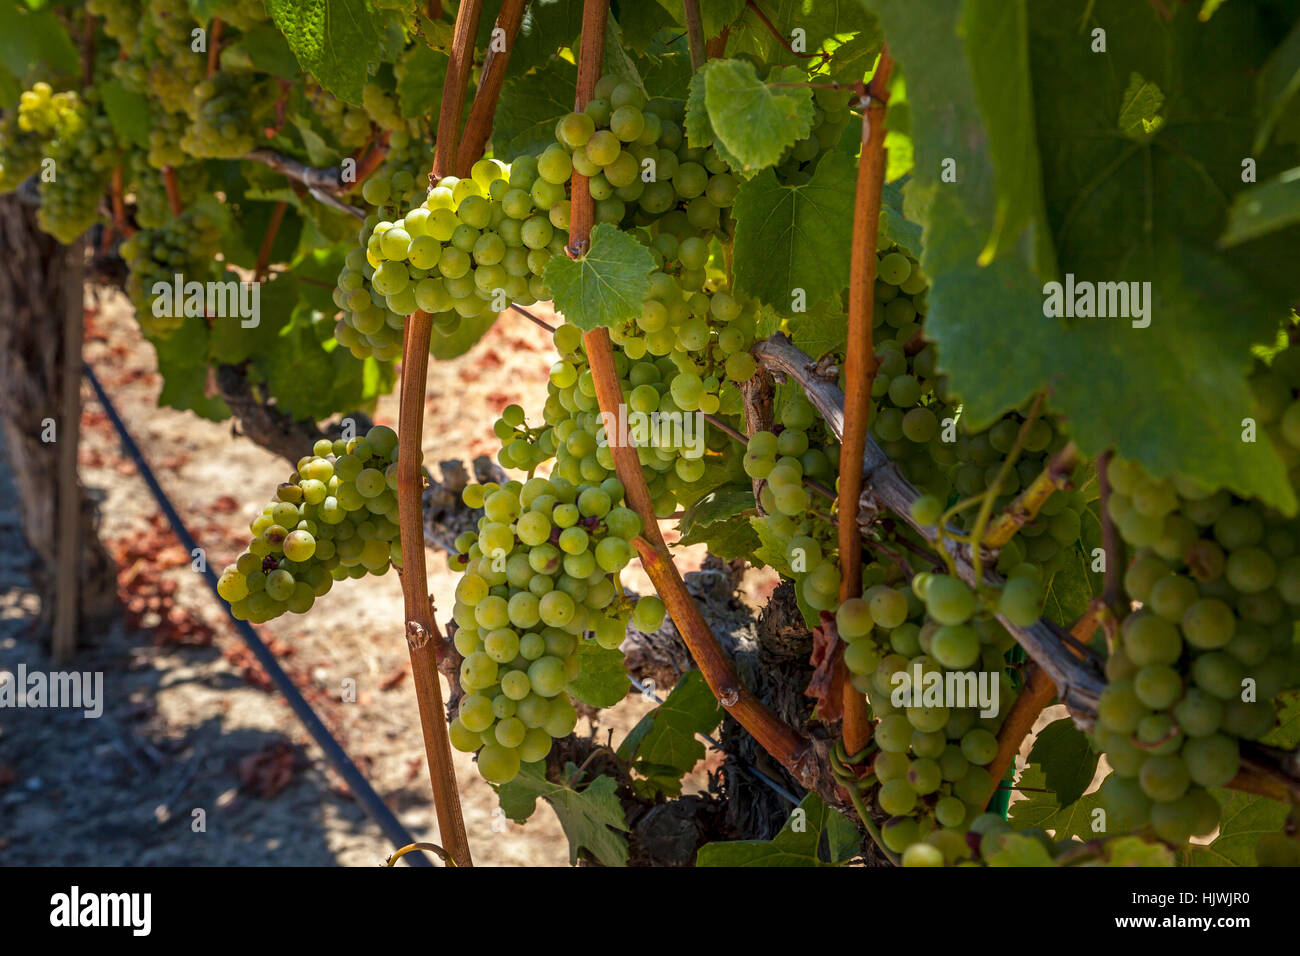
[838, 47, 893, 755]
[385, 841, 457, 867]
[1094, 448, 1127, 621]
[983, 439, 1082, 551]
[455, 0, 528, 177]
[570, 0, 828, 792]
[254, 200, 288, 283]
[207, 18, 224, 78]
[161, 166, 184, 217]
[967, 390, 1044, 584]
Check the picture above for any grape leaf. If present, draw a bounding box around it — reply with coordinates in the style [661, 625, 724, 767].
[505, 0, 584, 77]
[703, 59, 814, 173]
[1117, 72, 1166, 141]
[1186, 789, 1289, 866]
[1255, 17, 1300, 151]
[265, 0, 388, 105]
[981, 832, 1055, 867]
[697, 793, 858, 867]
[99, 81, 150, 149]
[227, 23, 301, 80]
[868, 0, 1300, 513]
[1221, 167, 1300, 246]
[725, 0, 882, 83]
[208, 274, 294, 365]
[732, 148, 857, 313]
[1041, 543, 1095, 629]
[492, 58, 578, 160]
[677, 513, 761, 561]
[879, 177, 922, 254]
[1261, 690, 1300, 749]
[544, 223, 655, 331]
[565, 638, 630, 708]
[683, 68, 750, 176]
[787, 294, 848, 359]
[616, 671, 723, 797]
[1028, 718, 1098, 807]
[679, 484, 755, 537]
[0, 1, 78, 83]
[496, 761, 630, 866]
[152, 317, 230, 422]
[1104, 836, 1175, 866]
[1007, 764, 1103, 841]
[396, 44, 448, 119]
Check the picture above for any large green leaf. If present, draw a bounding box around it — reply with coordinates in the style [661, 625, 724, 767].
[0, 1, 78, 84]
[702, 59, 813, 173]
[565, 638, 630, 708]
[868, 0, 1300, 512]
[1027, 718, 1098, 807]
[1255, 16, 1300, 151]
[731, 149, 857, 313]
[697, 793, 857, 866]
[1186, 790, 1289, 866]
[1221, 166, 1300, 245]
[265, 0, 389, 105]
[496, 761, 630, 866]
[616, 671, 723, 796]
[1007, 764, 1103, 841]
[724, 0, 882, 82]
[492, 58, 578, 160]
[544, 223, 655, 331]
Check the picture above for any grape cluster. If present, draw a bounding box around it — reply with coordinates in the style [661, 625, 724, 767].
[216, 426, 406, 624]
[182, 69, 279, 159]
[87, 0, 142, 51]
[211, 0, 268, 31]
[119, 206, 223, 337]
[37, 95, 122, 243]
[744, 390, 842, 610]
[773, 82, 853, 185]
[837, 573, 1017, 865]
[145, 0, 205, 114]
[361, 81, 406, 132]
[145, 106, 189, 169]
[1099, 446, 1300, 843]
[0, 83, 79, 191]
[309, 82, 372, 151]
[445, 474, 665, 784]
[129, 154, 207, 229]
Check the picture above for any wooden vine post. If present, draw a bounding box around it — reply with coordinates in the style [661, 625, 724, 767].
[837, 49, 893, 755]
[388, 0, 487, 870]
[569, 0, 818, 787]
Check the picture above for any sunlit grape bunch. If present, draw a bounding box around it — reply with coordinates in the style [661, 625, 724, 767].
[37, 94, 123, 243]
[445, 473, 664, 783]
[217, 426, 408, 624]
[0, 82, 82, 193]
[181, 68, 280, 159]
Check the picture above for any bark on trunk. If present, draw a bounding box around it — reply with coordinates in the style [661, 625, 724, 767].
[0, 194, 117, 646]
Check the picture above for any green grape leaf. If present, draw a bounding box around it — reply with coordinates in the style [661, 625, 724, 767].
[1007, 764, 1103, 842]
[1262, 690, 1300, 749]
[1028, 718, 1098, 807]
[151, 317, 230, 422]
[0, 61, 17, 111]
[869, 0, 1300, 514]
[679, 484, 755, 536]
[697, 793, 857, 866]
[512, 0, 585, 74]
[256, 322, 337, 421]
[1255, 18, 1300, 151]
[1117, 72, 1166, 141]
[677, 513, 761, 561]
[725, 0, 881, 82]
[702, 59, 814, 173]
[492, 58, 578, 160]
[226, 202, 304, 272]
[265, 0, 388, 105]
[396, 44, 448, 119]
[430, 312, 499, 359]
[227, 23, 301, 80]
[732, 149, 857, 313]
[683, 68, 750, 176]
[290, 244, 350, 314]
[1221, 167, 1300, 246]
[1041, 543, 1096, 630]
[1186, 790, 1289, 866]
[648, 0, 745, 37]
[98, 81, 150, 149]
[615, 0, 677, 52]
[565, 639, 630, 709]
[787, 294, 848, 359]
[981, 832, 1056, 867]
[601, 14, 645, 98]
[288, 114, 337, 168]
[208, 274, 294, 365]
[1104, 836, 1175, 866]
[879, 177, 922, 254]
[616, 671, 723, 796]
[495, 761, 630, 866]
[0, 2, 78, 83]
[544, 223, 655, 331]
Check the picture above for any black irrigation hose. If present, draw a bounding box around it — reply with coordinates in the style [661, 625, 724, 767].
[81, 362, 432, 867]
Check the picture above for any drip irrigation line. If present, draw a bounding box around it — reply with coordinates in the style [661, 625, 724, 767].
[81, 362, 433, 867]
